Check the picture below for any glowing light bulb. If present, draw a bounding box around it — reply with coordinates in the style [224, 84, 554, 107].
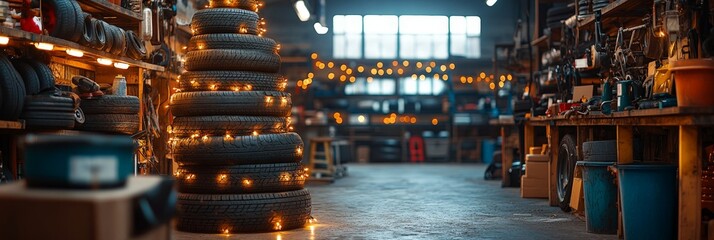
[113, 62, 129, 69]
[34, 42, 54, 51]
[0, 36, 9, 45]
[253, 131, 259, 136]
[97, 58, 113, 65]
[65, 49, 83, 57]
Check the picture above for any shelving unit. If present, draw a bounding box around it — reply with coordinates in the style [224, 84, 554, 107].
[75, 0, 142, 27]
[577, 0, 654, 33]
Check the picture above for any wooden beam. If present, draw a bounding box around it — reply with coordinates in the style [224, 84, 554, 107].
[524, 123, 535, 155]
[501, 126, 512, 187]
[547, 124, 560, 206]
[617, 126, 633, 164]
[679, 126, 701, 240]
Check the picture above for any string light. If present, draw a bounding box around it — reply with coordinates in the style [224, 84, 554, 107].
[327, 62, 334, 68]
[370, 68, 377, 75]
[479, 72, 486, 79]
[357, 66, 365, 72]
[346, 68, 353, 75]
[339, 75, 347, 82]
[310, 53, 318, 59]
[425, 67, 432, 73]
[340, 64, 347, 71]
[419, 75, 426, 81]
[386, 69, 393, 75]
[253, 131, 259, 136]
[397, 68, 404, 75]
[411, 74, 418, 80]
[202, 135, 209, 141]
[449, 63, 455, 70]
[442, 75, 448, 81]
[376, 62, 383, 68]
[432, 118, 438, 125]
[296, 147, 303, 155]
[378, 69, 384, 76]
[507, 74, 513, 81]
[367, 77, 373, 82]
[416, 62, 423, 68]
[328, 73, 335, 80]
[402, 60, 410, 67]
[349, 76, 356, 82]
[243, 179, 252, 186]
[265, 96, 273, 103]
[307, 73, 314, 78]
[440, 65, 447, 72]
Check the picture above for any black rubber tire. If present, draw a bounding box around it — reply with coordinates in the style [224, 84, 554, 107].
[208, 0, 259, 11]
[170, 91, 291, 117]
[125, 30, 146, 60]
[67, 0, 84, 42]
[173, 133, 303, 166]
[0, 55, 25, 120]
[178, 71, 286, 92]
[557, 134, 578, 212]
[80, 15, 95, 47]
[12, 60, 41, 95]
[110, 27, 127, 56]
[176, 163, 307, 194]
[92, 18, 107, 50]
[171, 116, 289, 137]
[101, 21, 114, 53]
[582, 140, 617, 158]
[80, 95, 140, 114]
[103, 24, 116, 53]
[42, 0, 80, 41]
[191, 8, 259, 35]
[77, 113, 139, 135]
[184, 49, 280, 72]
[21, 94, 76, 129]
[26, 61, 55, 92]
[176, 189, 311, 233]
[188, 34, 277, 53]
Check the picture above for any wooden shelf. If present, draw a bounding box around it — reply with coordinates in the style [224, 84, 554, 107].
[76, 0, 142, 27]
[0, 27, 164, 71]
[0, 120, 23, 130]
[531, 35, 548, 48]
[528, 107, 714, 126]
[577, 0, 653, 33]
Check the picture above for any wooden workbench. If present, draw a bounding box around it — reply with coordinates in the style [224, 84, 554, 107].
[524, 107, 713, 240]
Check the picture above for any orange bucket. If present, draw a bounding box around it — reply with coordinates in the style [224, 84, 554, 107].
[671, 59, 714, 107]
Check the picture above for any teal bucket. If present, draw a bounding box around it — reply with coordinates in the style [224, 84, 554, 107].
[617, 164, 678, 240]
[578, 161, 617, 234]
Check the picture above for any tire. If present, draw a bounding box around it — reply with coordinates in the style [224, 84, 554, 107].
[176, 189, 311, 233]
[12, 60, 41, 95]
[80, 95, 139, 114]
[0, 55, 25, 120]
[184, 49, 280, 72]
[125, 30, 146, 60]
[81, 15, 95, 47]
[66, 0, 84, 42]
[42, 0, 80, 41]
[190, 8, 259, 35]
[557, 134, 578, 212]
[101, 21, 114, 53]
[77, 113, 139, 135]
[173, 133, 303, 166]
[110, 27, 127, 56]
[178, 71, 286, 92]
[188, 34, 277, 53]
[171, 116, 289, 137]
[92, 18, 107, 50]
[21, 94, 76, 129]
[177, 163, 307, 194]
[170, 91, 291, 117]
[208, 0, 259, 11]
[26, 61, 55, 92]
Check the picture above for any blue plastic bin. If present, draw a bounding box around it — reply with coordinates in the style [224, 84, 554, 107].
[577, 161, 618, 234]
[617, 164, 678, 240]
[481, 139, 495, 164]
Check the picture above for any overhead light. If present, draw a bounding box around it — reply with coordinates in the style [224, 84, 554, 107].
[97, 58, 113, 65]
[486, 0, 497, 6]
[65, 49, 84, 57]
[34, 42, 54, 51]
[313, 22, 328, 34]
[293, 0, 310, 21]
[0, 36, 9, 45]
[114, 62, 130, 69]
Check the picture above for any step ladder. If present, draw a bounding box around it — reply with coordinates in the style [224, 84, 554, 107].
[308, 137, 347, 182]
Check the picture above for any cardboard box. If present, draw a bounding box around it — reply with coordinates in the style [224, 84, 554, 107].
[0, 176, 170, 240]
[525, 154, 549, 163]
[521, 176, 549, 198]
[525, 161, 549, 179]
[570, 177, 584, 214]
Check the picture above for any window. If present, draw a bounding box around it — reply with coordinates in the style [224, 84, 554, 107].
[399, 77, 446, 95]
[333, 15, 363, 59]
[333, 15, 481, 59]
[345, 78, 396, 95]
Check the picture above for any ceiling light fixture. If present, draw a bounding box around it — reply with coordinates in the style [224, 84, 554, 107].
[65, 49, 84, 57]
[114, 62, 130, 69]
[97, 58, 113, 65]
[313, 22, 328, 34]
[293, 0, 310, 21]
[0, 36, 9, 45]
[486, 0, 497, 6]
[34, 42, 54, 51]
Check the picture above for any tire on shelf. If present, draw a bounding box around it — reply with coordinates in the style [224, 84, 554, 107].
[184, 49, 280, 72]
[110, 27, 127, 57]
[92, 18, 107, 50]
[0, 55, 25, 120]
[21, 94, 76, 129]
[125, 30, 147, 60]
[188, 34, 277, 53]
[101, 21, 114, 53]
[80, 95, 140, 114]
[178, 71, 286, 92]
[176, 189, 311, 233]
[67, 0, 84, 42]
[170, 91, 291, 117]
[176, 163, 307, 194]
[190, 8, 259, 35]
[173, 133, 303, 165]
[78, 13, 93, 46]
[26, 60, 56, 92]
[557, 134, 578, 212]
[208, 0, 259, 11]
[76, 113, 139, 135]
[42, 0, 80, 41]
[171, 116, 289, 137]
[11, 60, 41, 95]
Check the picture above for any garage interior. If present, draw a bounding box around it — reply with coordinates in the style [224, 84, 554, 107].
[0, 0, 712, 239]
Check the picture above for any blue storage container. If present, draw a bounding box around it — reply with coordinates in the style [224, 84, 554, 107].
[578, 161, 617, 234]
[482, 139, 496, 163]
[617, 164, 678, 240]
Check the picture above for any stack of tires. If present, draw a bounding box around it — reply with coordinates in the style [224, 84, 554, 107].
[171, 0, 311, 233]
[77, 95, 140, 135]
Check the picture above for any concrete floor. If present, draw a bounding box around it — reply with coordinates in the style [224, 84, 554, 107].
[174, 164, 616, 240]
